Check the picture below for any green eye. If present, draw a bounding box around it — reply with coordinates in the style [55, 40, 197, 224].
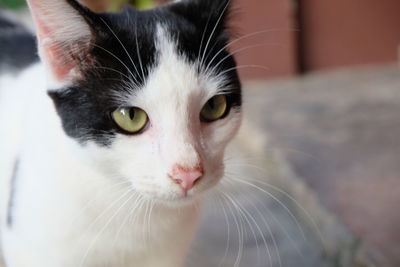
[200, 95, 229, 122]
[112, 107, 149, 134]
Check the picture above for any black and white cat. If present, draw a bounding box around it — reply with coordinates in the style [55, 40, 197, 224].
[0, 0, 241, 266]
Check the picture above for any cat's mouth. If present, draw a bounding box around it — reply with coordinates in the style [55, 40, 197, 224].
[136, 190, 200, 207]
[130, 173, 222, 206]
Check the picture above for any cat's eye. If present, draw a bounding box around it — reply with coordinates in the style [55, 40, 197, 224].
[200, 95, 229, 122]
[112, 107, 149, 134]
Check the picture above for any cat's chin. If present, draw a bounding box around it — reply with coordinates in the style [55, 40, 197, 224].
[141, 192, 202, 208]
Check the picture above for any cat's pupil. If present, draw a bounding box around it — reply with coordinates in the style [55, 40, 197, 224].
[208, 99, 215, 109]
[129, 108, 135, 120]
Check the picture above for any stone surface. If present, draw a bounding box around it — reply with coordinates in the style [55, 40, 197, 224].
[241, 65, 400, 267]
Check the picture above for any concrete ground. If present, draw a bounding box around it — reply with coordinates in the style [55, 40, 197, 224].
[241, 64, 400, 267]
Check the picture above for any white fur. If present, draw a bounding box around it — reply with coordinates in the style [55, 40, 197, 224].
[0, 23, 241, 267]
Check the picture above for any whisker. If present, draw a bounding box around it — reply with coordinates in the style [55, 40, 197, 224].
[79, 186, 135, 241]
[100, 18, 142, 84]
[213, 196, 230, 267]
[225, 179, 284, 267]
[147, 199, 155, 250]
[225, 157, 326, 250]
[111, 194, 144, 247]
[91, 43, 139, 86]
[69, 180, 132, 227]
[200, 0, 232, 68]
[90, 66, 133, 81]
[197, 6, 214, 66]
[134, 17, 146, 83]
[79, 189, 137, 267]
[222, 191, 273, 267]
[238, 180, 305, 259]
[206, 43, 279, 75]
[142, 200, 148, 248]
[226, 175, 309, 245]
[247, 176, 326, 251]
[217, 191, 244, 267]
[204, 28, 295, 72]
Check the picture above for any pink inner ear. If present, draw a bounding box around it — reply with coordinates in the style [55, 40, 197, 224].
[44, 43, 77, 82]
[30, 4, 82, 82]
[36, 22, 77, 81]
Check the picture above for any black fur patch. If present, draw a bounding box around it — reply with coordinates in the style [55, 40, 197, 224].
[7, 158, 19, 228]
[49, 0, 241, 146]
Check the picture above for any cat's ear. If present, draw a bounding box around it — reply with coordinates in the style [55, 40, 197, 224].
[27, 0, 97, 82]
[169, 0, 233, 30]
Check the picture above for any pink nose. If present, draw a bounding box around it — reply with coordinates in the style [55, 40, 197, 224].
[169, 164, 203, 192]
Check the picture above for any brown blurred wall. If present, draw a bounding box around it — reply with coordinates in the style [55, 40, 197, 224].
[299, 0, 400, 71]
[230, 0, 298, 80]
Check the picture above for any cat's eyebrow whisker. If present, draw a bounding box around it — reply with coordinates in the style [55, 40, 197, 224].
[134, 18, 146, 84]
[90, 66, 133, 81]
[206, 43, 280, 75]
[197, 5, 214, 66]
[199, 0, 232, 68]
[99, 18, 143, 84]
[95, 78, 130, 84]
[202, 28, 295, 72]
[91, 43, 140, 86]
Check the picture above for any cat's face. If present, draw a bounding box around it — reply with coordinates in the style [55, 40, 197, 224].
[28, 0, 241, 204]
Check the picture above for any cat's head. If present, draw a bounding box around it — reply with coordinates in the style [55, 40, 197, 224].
[28, 0, 241, 204]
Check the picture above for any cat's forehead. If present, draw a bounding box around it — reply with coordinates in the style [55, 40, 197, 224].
[84, 8, 237, 105]
[98, 6, 202, 59]
[118, 24, 226, 107]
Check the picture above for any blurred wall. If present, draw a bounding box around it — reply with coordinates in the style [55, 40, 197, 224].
[299, 0, 400, 72]
[234, 0, 400, 79]
[230, 0, 298, 80]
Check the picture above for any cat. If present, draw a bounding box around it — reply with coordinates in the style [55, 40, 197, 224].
[0, 0, 242, 266]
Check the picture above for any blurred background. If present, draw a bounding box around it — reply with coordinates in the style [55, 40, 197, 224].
[2, 0, 399, 79]
[0, 0, 399, 266]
